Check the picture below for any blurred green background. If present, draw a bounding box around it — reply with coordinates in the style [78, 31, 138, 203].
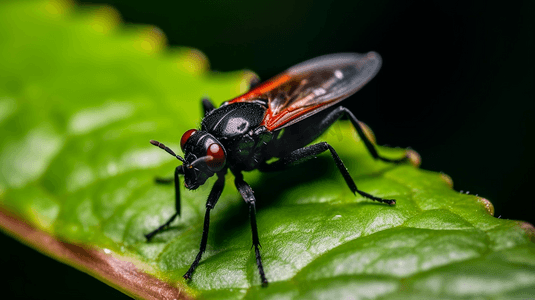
[1, 0, 533, 298]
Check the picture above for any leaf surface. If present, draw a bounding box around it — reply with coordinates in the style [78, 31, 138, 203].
[0, 1, 534, 299]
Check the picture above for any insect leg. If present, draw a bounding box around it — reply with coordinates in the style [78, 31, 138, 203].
[145, 165, 184, 241]
[268, 106, 407, 163]
[233, 171, 268, 286]
[202, 97, 215, 116]
[337, 107, 407, 163]
[261, 142, 395, 205]
[183, 171, 226, 280]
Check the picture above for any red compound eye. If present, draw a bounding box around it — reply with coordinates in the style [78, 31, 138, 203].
[206, 143, 226, 170]
[180, 129, 197, 151]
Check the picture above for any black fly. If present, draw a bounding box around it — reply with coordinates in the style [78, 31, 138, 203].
[145, 52, 408, 286]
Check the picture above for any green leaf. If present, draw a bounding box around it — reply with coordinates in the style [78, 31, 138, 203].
[1, 1, 534, 299]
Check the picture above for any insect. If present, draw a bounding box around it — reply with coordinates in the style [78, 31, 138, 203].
[145, 52, 408, 286]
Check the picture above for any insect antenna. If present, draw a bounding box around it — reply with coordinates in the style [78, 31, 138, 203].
[150, 140, 187, 164]
[187, 155, 213, 169]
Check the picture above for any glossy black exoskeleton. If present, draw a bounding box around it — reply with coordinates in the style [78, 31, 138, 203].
[145, 52, 408, 286]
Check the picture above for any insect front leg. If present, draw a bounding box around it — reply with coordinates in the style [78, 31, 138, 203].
[183, 171, 226, 280]
[260, 142, 396, 205]
[145, 165, 184, 241]
[233, 171, 268, 287]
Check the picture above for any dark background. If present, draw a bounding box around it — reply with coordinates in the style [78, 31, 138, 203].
[2, 0, 533, 298]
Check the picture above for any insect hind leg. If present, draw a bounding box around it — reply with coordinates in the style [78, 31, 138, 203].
[269, 106, 407, 163]
[260, 142, 395, 205]
[336, 106, 407, 163]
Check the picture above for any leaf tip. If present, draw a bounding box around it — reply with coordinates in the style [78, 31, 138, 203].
[515, 221, 535, 242]
[476, 196, 494, 216]
[42, 0, 74, 17]
[406, 149, 421, 167]
[439, 172, 453, 188]
[134, 26, 168, 54]
[173, 48, 209, 75]
[84, 5, 122, 35]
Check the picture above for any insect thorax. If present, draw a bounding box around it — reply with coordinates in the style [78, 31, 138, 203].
[201, 102, 272, 171]
[224, 126, 273, 171]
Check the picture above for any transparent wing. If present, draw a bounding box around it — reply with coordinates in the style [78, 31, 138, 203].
[227, 52, 382, 130]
